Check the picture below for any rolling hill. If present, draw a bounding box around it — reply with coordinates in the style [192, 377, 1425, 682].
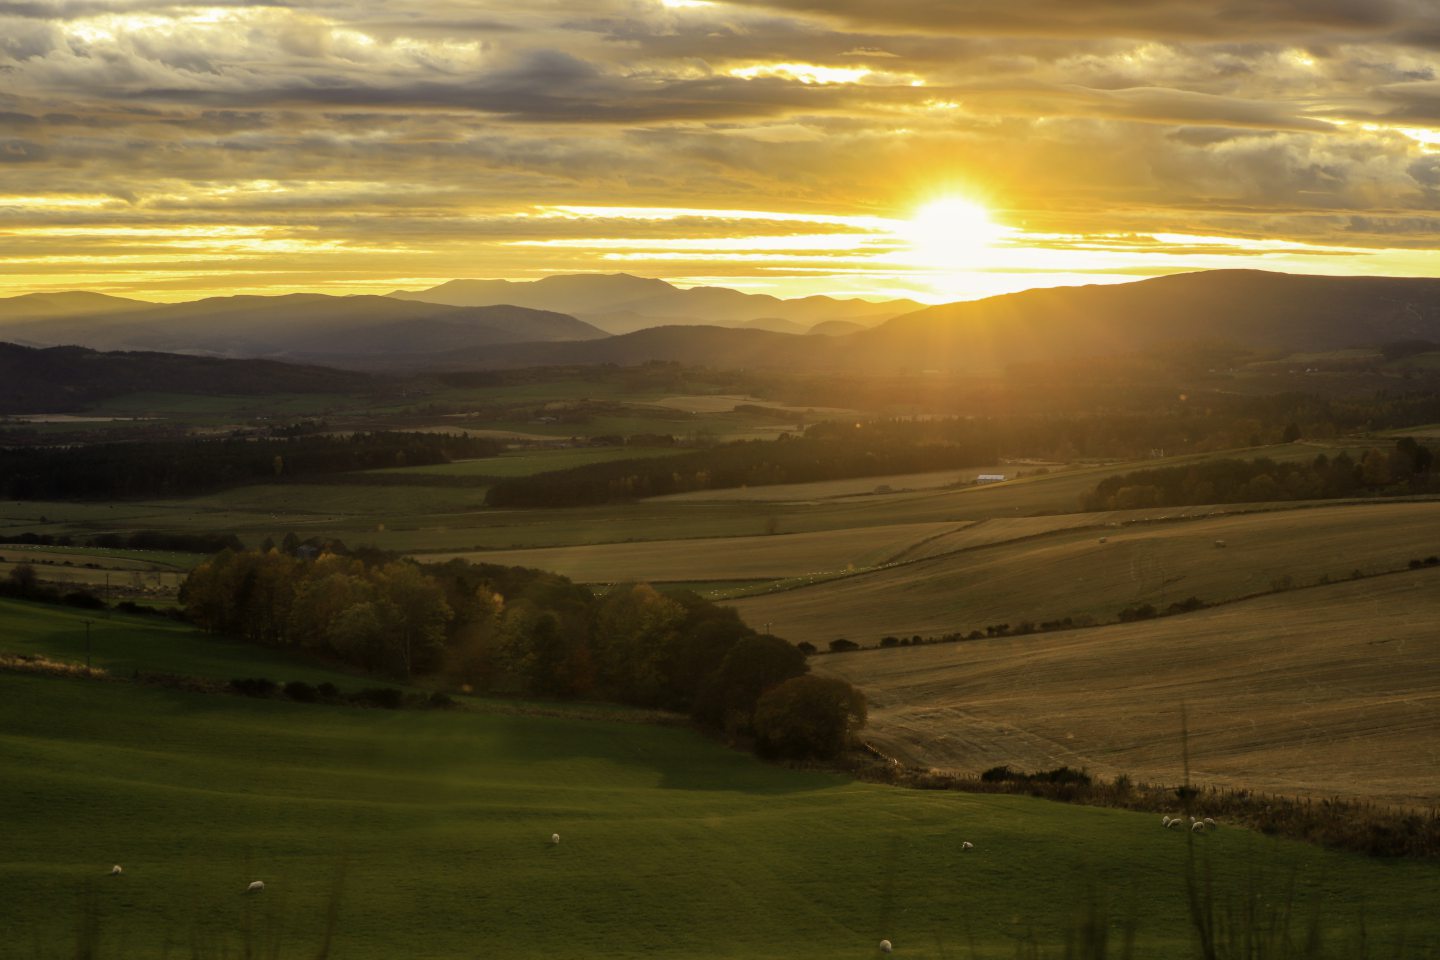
[0, 294, 604, 363]
[390, 272, 919, 334]
[396, 270, 1440, 373]
[813, 565, 1440, 808]
[0, 342, 379, 413]
[0, 290, 154, 323]
[12, 270, 1440, 373]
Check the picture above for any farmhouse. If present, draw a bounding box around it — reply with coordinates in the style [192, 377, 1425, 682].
[976, 474, 1007, 484]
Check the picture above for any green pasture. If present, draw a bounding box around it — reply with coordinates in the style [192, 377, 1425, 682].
[0, 440, 1410, 560]
[0, 599, 371, 689]
[0, 544, 203, 569]
[3, 671, 1437, 959]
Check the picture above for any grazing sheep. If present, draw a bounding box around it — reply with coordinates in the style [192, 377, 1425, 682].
[246, 881, 265, 894]
[1162, 816, 1172, 827]
[551, 833, 561, 845]
[1192, 821, 1206, 833]
[879, 939, 893, 953]
[110, 865, 123, 876]
[1168, 819, 1184, 829]
[961, 841, 973, 850]
[1204, 818, 1217, 828]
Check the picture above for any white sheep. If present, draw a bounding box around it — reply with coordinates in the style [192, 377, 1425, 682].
[551, 833, 561, 845]
[1168, 819, 1184, 829]
[1162, 816, 1171, 827]
[961, 841, 973, 850]
[110, 865, 123, 876]
[246, 881, 265, 893]
[879, 939, 893, 953]
[1192, 821, 1205, 833]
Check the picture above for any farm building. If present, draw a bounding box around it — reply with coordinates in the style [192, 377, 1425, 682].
[976, 474, 1007, 484]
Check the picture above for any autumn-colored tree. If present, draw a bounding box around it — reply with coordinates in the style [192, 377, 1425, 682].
[372, 562, 452, 679]
[753, 675, 867, 760]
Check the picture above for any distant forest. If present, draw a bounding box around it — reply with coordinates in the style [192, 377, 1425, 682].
[485, 422, 999, 507]
[1083, 439, 1437, 510]
[0, 432, 501, 500]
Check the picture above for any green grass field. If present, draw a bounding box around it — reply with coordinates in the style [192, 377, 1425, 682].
[4, 670, 1438, 960]
[0, 599, 375, 689]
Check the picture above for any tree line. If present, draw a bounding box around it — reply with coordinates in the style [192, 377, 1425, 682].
[178, 549, 865, 760]
[486, 423, 999, 507]
[1082, 439, 1437, 511]
[0, 432, 503, 500]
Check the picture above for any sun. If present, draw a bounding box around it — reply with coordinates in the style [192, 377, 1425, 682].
[899, 196, 1004, 268]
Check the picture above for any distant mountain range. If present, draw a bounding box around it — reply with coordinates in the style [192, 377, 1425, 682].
[389, 273, 920, 334]
[6, 270, 1440, 374]
[0, 293, 604, 361]
[370, 271, 1440, 373]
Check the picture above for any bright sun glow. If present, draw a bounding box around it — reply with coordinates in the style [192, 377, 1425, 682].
[899, 197, 1005, 269]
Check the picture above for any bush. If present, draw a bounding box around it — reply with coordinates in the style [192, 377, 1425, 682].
[879, 635, 900, 648]
[60, 590, 105, 610]
[795, 641, 817, 656]
[426, 691, 457, 710]
[283, 680, 319, 703]
[352, 687, 404, 709]
[828, 638, 859, 653]
[229, 677, 277, 698]
[316, 682, 340, 701]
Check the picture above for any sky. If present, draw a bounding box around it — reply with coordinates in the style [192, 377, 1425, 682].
[9, 1, 1440, 303]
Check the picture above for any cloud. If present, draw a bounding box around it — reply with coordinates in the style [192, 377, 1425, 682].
[7, 0, 1440, 300]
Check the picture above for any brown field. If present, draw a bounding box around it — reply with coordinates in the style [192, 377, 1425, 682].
[813, 566, 1440, 808]
[729, 499, 1440, 645]
[417, 521, 960, 582]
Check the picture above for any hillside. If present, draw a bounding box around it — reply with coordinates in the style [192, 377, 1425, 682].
[0, 290, 154, 323]
[0, 294, 604, 362]
[390, 272, 918, 334]
[394, 270, 1440, 372]
[857, 269, 1440, 371]
[4, 668, 1437, 957]
[727, 500, 1440, 645]
[814, 566, 1440, 808]
[0, 342, 378, 414]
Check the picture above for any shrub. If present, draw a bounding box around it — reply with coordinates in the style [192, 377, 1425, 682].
[316, 682, 340, 701]
[795, 641, 817, 656]
[283, 680, 319, 703]
[352, 687, 404, 709]
[229, 677, 277, 698]
[426, 691, 457, 710]
[60, 590, 105, 610]
[879, 635, 900, 648]
[828, 638, 859, 653]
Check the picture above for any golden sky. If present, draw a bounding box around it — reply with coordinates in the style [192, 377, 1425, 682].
[8, 0, 1440, 303]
